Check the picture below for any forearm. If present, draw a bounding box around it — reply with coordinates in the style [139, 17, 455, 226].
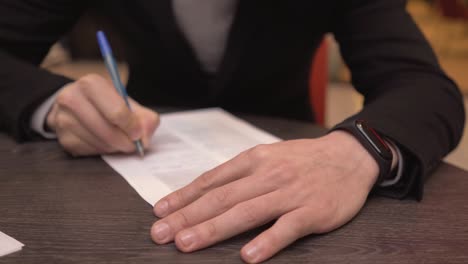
[335, 76, 464, 200]
[332, 0, 465, 199]
[0, 0, 89, 141]
[0, 50, 73, 141]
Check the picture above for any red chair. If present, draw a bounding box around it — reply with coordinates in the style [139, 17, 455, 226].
[433, 0, 468, 54]
[436, 0, 468, 20]
[309, 39, 328, 126]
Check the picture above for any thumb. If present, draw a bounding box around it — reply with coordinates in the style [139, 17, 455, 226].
[129, 99, 160, 147]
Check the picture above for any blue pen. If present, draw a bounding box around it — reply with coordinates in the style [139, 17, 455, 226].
[97, 30, 145, 157]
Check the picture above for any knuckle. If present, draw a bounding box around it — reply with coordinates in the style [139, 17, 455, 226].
[196, 172, 215, 193]
[173, 210, 190, 229]
[288, 220, 307, 238]
[279, 214, 308, 239]
[76, 74, 107, 96]
[55, 112, 73, 130]
[205, 222, 218, 238]
[313, 200, 339, 233]
[273, 160, 296, 182]
[247, 144, 270, 161]
[108, 104, 131, 127]
[276, 159, 294, 172]
[211, 186, 231, 205]
[162, 189, 186, 214]
[55, 89, 76, 109]
[79, 74, 103, 87]
[314, 222, 334, 234]
[172, 189, 186, 207]
[236, 203, 258, 224]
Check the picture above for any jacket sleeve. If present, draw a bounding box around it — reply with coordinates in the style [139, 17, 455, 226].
[0, 0, 89, 141]
[332, 0, 465, 199]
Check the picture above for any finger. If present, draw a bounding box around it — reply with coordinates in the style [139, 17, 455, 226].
[56, 129, 100, 157]
[130, 100, 160, 148]
[46, 102, 60, 132]
[56, 86, 135, 153]
[172, 190, 287, 253]
[77, 74, 143, 140]
[240, 208, 314, 263]
[151, 173, 279, 244]
[154, 150, 254, 217]
[54, 107, 113, 153]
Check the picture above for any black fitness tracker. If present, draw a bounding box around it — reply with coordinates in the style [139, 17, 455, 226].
[332, 120, 393, 185]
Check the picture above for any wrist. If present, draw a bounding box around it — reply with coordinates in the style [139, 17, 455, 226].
[323, 131, 379, 188]
[30, 89, 62, 139]
[330, 120, 394, 185]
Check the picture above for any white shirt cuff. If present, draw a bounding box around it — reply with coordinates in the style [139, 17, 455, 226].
[379, 139, 404, 187]
[30, 88, 65, 139]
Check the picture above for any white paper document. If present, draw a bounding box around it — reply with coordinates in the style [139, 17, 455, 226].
[103, 108, 281, 205]
[0, 231, 24, 257]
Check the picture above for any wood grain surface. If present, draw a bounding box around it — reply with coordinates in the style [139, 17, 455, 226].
[0, 114, 467, 264]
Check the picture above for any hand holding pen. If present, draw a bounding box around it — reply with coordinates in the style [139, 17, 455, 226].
[45, 33, 159, 157]
[97, 31, 145, 157]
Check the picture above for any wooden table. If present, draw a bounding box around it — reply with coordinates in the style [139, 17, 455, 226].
[1, 114, 467, 264]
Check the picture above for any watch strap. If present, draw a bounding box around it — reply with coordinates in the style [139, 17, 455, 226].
[331, 120, 393, 185]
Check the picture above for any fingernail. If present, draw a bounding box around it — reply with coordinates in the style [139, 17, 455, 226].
[243, 245, 260, 262]
[179, 230, 197, 248]
[155, 200, 168, 216]
[152, 222, 170, 243]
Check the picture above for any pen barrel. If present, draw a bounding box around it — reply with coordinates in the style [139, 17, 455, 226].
[103, 55, 131, 108]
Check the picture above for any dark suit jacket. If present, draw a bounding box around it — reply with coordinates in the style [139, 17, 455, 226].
[0, 0, 465, 199]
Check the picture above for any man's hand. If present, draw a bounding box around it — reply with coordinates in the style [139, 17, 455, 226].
[46, 74, 159, 156]
[151, 131, 379, 263]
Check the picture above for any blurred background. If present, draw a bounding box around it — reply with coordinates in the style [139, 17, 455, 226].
[41, 0, 468, 170]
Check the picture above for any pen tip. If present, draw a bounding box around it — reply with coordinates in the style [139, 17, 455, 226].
[136, 142, 145, 158]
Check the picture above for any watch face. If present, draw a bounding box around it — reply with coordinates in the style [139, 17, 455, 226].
[355, 120, 393, 161]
